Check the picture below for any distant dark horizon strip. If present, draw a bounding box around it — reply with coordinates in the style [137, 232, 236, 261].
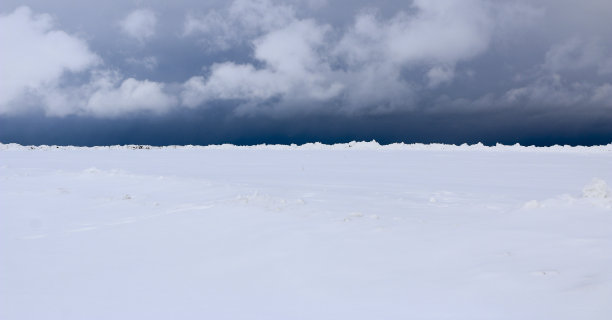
[2, 108, 611, 147]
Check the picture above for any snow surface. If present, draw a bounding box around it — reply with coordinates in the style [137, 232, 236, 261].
[1, 142, 611, 319]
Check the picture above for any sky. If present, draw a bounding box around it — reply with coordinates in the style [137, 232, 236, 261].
[1, 0, 611, 146]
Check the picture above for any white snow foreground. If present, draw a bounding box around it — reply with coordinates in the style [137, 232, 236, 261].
[1, 143, 611, 320]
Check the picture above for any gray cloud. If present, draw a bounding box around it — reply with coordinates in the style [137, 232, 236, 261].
[0, 0, 610, 119]
[119, 8, 158, 43]
[544, 37, 612, 75]
[183, 0, 296, 50]
[181, 0, 508, 114]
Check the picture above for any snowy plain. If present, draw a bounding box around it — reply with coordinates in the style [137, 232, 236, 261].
[1, 141, 611, 320]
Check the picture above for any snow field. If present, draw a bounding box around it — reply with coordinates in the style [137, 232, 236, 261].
[1, 144, 611, 319]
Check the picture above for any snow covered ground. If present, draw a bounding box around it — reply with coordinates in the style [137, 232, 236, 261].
[1, 142, 611, 320]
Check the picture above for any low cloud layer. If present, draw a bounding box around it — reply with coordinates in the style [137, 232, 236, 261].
[0, 0, 611, 121]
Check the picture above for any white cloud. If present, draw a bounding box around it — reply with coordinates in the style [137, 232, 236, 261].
[182, 18, 343, 114]
[41, 71, 177, 117]
[334, 0, 493, 70]
[7, 1, 607, 119]
[0, 6, 99, 114]
[388, 0, 490, 65]
[0, 7, 176, 117]
[119, 9, 157, 43]
[84, 73, 177, 117]
[181, 0, 500, 114]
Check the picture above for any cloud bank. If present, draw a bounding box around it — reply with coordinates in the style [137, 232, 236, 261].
[181, 0, 497, 114]
[0, 0, 611, 118]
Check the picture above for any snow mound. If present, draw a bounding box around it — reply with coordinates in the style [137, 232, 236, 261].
[582, 178, 611, 199]
[523, 179, 611, 210]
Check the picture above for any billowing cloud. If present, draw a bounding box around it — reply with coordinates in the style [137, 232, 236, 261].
[336, 0, 492, 67]
[41, 71, 177, 117]
[181, 0, 498, 114]
[0, 6, 176, 117]
[0, 0, 611, 120]
[182, 18, 343, 114]
[119, 9, 157, 43]
[0, 6, 99, 113]
[85, 74, 176, 117]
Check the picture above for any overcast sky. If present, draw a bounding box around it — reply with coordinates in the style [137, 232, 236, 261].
[1, 0, 611, 145]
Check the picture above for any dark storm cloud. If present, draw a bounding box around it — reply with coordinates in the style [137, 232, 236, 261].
[0, 0, 611, 145]
[2, 105, 612, 146]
